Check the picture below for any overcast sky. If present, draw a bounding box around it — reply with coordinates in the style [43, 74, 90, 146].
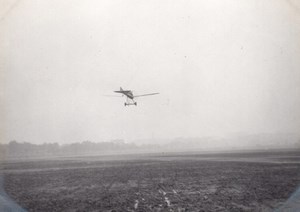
[1, 0, 300, 144]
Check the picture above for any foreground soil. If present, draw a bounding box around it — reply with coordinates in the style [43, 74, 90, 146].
[2, 150, 300, 211]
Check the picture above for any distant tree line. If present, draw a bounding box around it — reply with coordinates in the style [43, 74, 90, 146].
[0, 140, 158, 158]
[1, 134, 299, 159]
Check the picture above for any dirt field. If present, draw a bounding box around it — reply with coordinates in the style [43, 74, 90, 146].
[2, 150, 300, 211]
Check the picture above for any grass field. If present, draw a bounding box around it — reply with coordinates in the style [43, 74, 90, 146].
[2, 150, 300, 211]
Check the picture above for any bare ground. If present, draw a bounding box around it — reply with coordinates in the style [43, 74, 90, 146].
[2, 150, 300, 211]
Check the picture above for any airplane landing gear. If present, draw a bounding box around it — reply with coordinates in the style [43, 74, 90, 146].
[124, 102, 137, 106]
[125, 97, 137, 106]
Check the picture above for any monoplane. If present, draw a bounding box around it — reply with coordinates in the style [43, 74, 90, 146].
[114, 87, 159, 106]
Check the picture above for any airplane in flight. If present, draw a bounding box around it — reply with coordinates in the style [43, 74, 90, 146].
[114, 87, 159, 106]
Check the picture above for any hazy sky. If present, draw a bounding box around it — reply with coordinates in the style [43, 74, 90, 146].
[1, 0, 300, 144]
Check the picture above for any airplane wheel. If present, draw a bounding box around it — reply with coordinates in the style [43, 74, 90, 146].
[124, 103, 127, 106]
[135, 102, 137, 106]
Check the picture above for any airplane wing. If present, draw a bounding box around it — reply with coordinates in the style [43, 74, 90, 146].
[134, 93, 159, 98]
[103, 95, 123, 97]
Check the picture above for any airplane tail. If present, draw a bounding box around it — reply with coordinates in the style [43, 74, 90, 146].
[114, 87, 124, 93]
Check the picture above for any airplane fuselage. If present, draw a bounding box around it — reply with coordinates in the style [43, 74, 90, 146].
[114, 90, 134, 99]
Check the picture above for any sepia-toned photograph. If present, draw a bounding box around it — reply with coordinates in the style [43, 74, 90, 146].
[1, 0, 300, 211]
